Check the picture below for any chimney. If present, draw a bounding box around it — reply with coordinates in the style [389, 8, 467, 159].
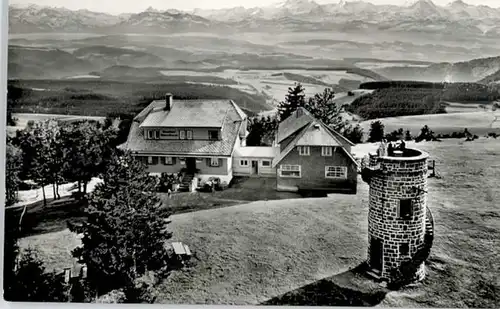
[165, 93, 173, 111]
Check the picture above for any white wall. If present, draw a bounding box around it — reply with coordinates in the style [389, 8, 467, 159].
[233, 157, 276, 177]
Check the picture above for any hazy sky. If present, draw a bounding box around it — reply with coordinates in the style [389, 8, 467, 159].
[10, 0, 500, 14]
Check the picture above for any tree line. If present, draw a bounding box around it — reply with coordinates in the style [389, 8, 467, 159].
[366, 121, 487, 144]
[352, 81, 500, 120]
[7, 119, 118, 207]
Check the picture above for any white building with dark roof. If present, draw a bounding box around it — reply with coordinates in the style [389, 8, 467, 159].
[123, 95, 358, 193]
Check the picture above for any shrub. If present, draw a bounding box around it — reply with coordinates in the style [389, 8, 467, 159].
[385, 128, 404, 142]
[367, 121, 385, 143]
[415, 125, 437, 142]
[343, 124, 364, 144]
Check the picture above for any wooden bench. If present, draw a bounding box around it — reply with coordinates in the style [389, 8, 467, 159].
[171, 242, 192, 263]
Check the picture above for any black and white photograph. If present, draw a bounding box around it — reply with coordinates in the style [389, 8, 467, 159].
[2, 0, 500, 306]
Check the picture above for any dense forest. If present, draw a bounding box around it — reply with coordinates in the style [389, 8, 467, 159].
[346, 87, 446, 120]
[350, 81, 500, 120]
[7, 80, 270, 117]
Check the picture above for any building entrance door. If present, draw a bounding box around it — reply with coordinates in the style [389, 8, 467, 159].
[370, 237, 383, 271]
[251, 161, 259, 175]
[186, 158, 196, 172]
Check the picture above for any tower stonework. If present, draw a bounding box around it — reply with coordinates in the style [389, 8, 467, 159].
[362, 148, 433, 283]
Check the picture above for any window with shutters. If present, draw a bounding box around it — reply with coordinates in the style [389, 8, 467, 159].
[399, 199, 413, 219]
[148, 156, 159, 165]
[325, 166, 347, 179]
[322, 146, 333, 156]
[298, 146, 310, 156]
[279, 165, 301, 178]
[163, 156, 173, 165]
[210, 157, 220, 167]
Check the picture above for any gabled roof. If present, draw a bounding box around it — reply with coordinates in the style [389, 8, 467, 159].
[296, 123, 343, 147]
[124, 99, 246, 156]
[272, 120, 358, 168]
[277, 107, 354, 148]
[276, 107, 315, 143]
[140, 99, 235, 128]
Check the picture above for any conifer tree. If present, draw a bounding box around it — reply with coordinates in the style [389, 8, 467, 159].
[304, 88, 349, 132]
[277, 83, 306, 122]
[70, 152, 172, 296]
[4, 211, 68, 302]
[6, 139, 22, 206]
[368, 121, 385, 143]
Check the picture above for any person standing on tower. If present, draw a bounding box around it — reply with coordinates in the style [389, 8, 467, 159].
[378, 139, 387, 157]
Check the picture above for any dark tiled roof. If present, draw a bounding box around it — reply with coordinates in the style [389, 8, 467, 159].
[277, 107, 354, 147]
[124, 99, 245, 156]
[276, 107, 315, 143]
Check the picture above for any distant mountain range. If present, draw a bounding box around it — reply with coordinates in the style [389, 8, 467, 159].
[8, 1, 500, 36]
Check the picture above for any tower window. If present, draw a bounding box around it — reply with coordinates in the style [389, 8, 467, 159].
[399, 243, 409, 256]
[399, 199, 413, 219]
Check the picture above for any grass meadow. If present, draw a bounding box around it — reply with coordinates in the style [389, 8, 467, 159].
[17, 138, 500, 307]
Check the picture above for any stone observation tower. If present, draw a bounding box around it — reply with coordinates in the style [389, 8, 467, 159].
[361, 146, 434, 284]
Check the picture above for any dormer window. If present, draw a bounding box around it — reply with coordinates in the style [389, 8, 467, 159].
[209, 130, 219, 141]
[146, 130, 160, 140]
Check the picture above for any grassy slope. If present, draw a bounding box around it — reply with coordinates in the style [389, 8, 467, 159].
[17, 139, 500, 307]
[359, 111, 500, 138]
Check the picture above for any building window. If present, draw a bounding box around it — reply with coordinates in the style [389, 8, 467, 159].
[399, 243, 409, 256]
[162, 156, 173, 165]
[325, 166, 347, 179]
[186, 130, 193, 140]
[298, 146, 310, 156]
[179, 130, 186, 140]
[240, 160, 249, 167]
[147, 130, 154, 139]
[261, 160, 271, 167]
[154, 131, 160, 139]
[322, 146, 333, 156]
[161, 129, 177, 137]
[210, 157, 220, 167]
[209, 130, 219, 140]
[399, 199, 413, 219]
[147, 156, 159, 165]
[279, 165, 301, 178]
